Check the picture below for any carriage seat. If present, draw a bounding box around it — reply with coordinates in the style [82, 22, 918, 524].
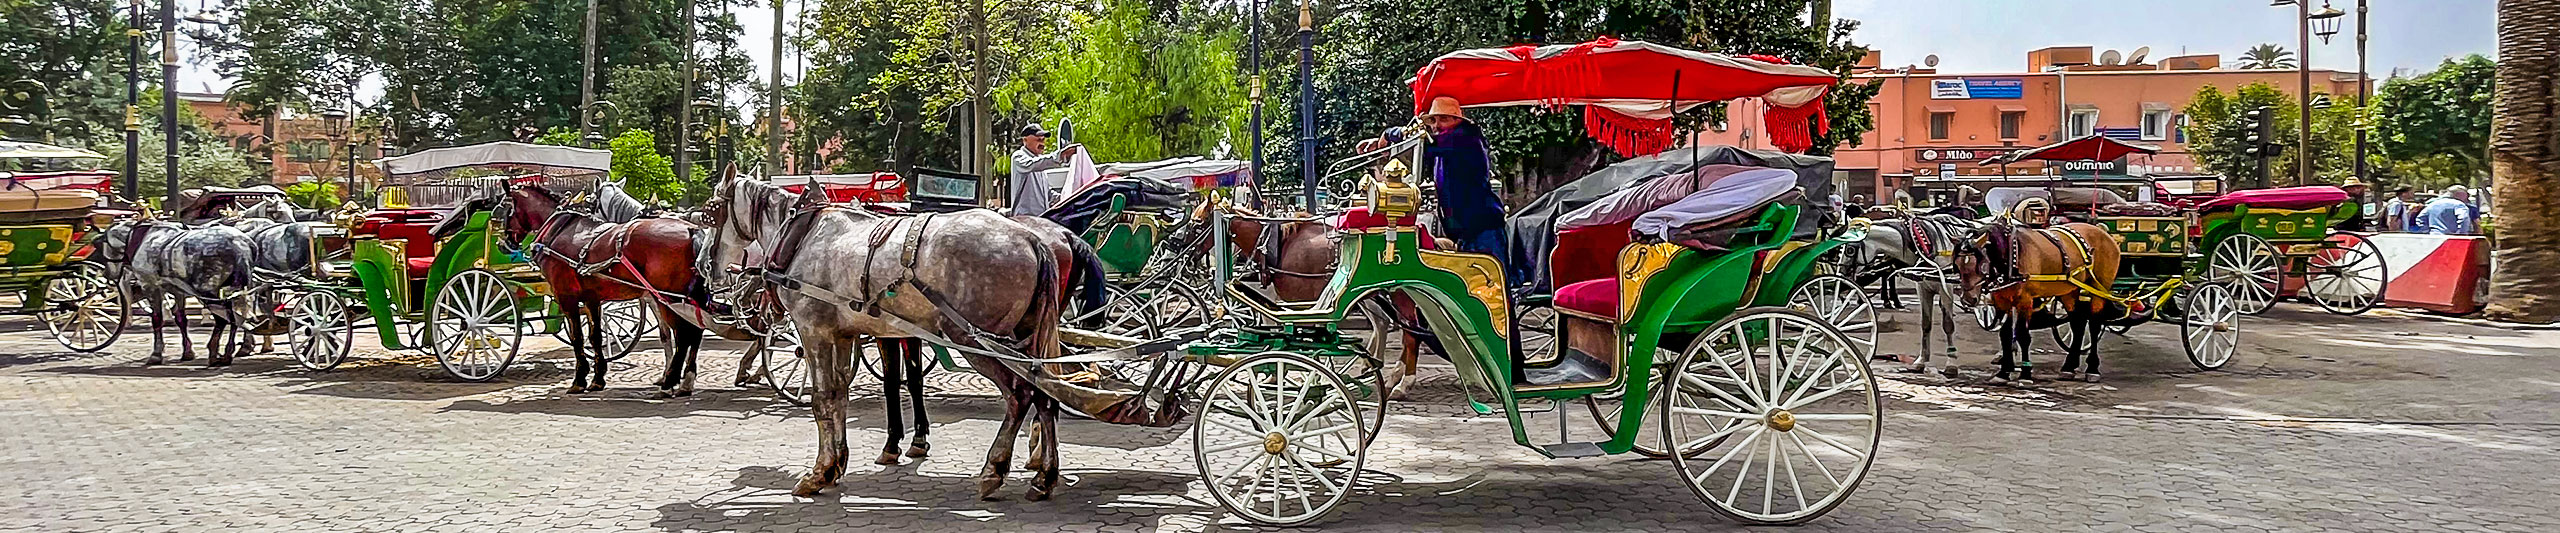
[357, 209, 450, 277]
[1555, 278, 1620, 319]
[1333, 206, 1438, 249]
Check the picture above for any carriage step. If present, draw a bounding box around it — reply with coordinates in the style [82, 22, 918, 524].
[1538, 442, 1605, 458]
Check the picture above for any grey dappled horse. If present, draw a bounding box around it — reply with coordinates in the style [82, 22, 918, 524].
[95, 219, 259, 366]
[1857, 213, 1982, 375]
[706, 175, 1153, 502]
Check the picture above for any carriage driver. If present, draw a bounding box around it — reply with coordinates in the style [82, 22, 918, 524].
[1418, 96, 1511, 267]
[1007, 123, 1082, 217]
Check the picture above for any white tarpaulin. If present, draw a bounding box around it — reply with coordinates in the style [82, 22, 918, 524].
[379, 141, 611, 177]
[1631, 168, 1798, 239]
[0, 141, 108, 161]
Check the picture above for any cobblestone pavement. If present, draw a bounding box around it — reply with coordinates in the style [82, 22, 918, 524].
[3, 301, 2557, 532]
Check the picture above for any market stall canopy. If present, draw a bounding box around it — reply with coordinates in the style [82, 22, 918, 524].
[1982, 135, 2160, 165]
[1409, 38, 1838, 156]
[379, 141, 611, 177]
[0, 140, 108, 160]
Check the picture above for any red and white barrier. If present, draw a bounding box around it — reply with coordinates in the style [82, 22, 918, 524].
[2367, 233, 2494, 314]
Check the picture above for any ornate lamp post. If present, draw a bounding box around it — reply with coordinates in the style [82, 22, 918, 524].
[321, 107, 351, 199]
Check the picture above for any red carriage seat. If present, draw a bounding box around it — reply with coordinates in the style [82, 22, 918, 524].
[1556, 278, 1620, 319]
[1332, 206, 1437, 249]
[357, 209, 449, 276]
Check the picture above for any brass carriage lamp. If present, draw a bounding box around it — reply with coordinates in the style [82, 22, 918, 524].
[1370, 159, 1421, 220]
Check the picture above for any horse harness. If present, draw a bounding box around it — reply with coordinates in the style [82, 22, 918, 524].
[752, 204, 1064, 360]
[523, 209, 718, 327]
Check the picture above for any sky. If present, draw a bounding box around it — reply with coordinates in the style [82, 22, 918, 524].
[177, 0, 2498, 106]
[1833, 0, 2495, 77]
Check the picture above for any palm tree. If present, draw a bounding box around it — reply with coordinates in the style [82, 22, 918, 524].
[2237, 44, 2297, 70]
[2485, 0, 2560, 322]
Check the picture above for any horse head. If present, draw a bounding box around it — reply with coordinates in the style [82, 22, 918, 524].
[499, 183, 567, 241]
[702, 175, 793, 277]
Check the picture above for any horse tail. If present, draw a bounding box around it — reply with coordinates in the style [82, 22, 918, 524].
[1022, 230, 1065, 362]
[1066, 235, 1106, 329]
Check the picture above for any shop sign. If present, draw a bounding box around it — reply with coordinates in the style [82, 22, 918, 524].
[1930, 78, 2024, 99]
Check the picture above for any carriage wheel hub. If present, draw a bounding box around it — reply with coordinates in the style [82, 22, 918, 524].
[1767, 410, 1797, 432]
[1263, 432, 1288, 455]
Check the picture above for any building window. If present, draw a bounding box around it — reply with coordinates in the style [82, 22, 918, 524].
[1999, 111, 2023, 140]
[1928, 111, 1953, 141]
[2140, 108, 2171, 141]
[2068, 109, 2099, 138]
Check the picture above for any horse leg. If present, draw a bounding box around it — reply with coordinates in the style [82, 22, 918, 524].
[206, 304, 233, 367]
[654, 305, 684, 392]
[563, 302, 593, 393]
[1991, 311, 2016, 383]
[137, 290, 165, 365]
[1912, 288, 1936, 374]
[976, 381, 1033, 500]
[174, 296, 198, 363]
[793, 334, 853, 497]
[673, 321, 704, 396]
[876, 339, 908, 466]
[2082, 315, 2104, 383]
[902, 340, 932, 459]
[1025, 395, 1063, 501]
[585, 303, 613, 391]
[1937, 293, 1962, 379]
[2011, 312, 2037, 385]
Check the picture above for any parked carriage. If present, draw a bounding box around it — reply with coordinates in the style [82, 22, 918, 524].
[769, 172, 908, 204]
[2191, 186, 2385, 315]
[1974, 135, 2246, 370]
[0, 140, 129, 353]
[270, 141, 646, 379]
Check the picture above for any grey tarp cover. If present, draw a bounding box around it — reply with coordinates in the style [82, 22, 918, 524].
[1506, 145, 1835, 293]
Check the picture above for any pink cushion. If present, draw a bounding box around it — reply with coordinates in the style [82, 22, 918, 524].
[1335, 207, 1439, 249]
[1556, 278, 1620, 319]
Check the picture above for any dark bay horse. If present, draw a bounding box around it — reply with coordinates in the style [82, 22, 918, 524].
[497, 185, 710, 396]
[1956, 199, 2122, 384]
[95, 219, 258, 366]
[707, 176, 1145, 501]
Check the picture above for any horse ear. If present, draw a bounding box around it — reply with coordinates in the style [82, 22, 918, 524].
[793, 182, 827, 209]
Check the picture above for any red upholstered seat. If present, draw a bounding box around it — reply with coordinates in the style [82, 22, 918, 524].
[1335, 207, 1438, 249]
[357, 210, 446, 277]
[1551, 221, 1632, 289]
[405, 257, 437, 277]
[1556, 278, 1620, 319]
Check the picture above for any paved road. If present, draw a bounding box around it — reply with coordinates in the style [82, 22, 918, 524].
[3, 302, 2556, 532]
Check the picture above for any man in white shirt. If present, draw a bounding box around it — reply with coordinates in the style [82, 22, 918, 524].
[2382, 186, 2414, 232]
[1007, 124, 1080, 216]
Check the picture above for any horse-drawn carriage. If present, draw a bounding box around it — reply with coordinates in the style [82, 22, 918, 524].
[269, 141, 647, 379]
[2191, 186, 2385, 315]
[0, 140, 128, 353]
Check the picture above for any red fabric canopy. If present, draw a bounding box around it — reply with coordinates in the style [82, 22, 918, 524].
[1984, 135, 2160, 164]
[1409, 38, 1838, 156]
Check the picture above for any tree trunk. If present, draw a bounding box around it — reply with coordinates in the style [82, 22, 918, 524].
[2484, 0, 2560, 323]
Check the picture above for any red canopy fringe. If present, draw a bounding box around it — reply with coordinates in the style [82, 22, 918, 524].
[1763, 98, 1829, 154]
[1585, 106, 1676, 157]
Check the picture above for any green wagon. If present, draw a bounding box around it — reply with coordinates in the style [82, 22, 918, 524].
[0, 141, 130, 353]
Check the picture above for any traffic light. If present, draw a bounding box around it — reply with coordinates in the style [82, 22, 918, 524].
[2240, 106, 2276, 188]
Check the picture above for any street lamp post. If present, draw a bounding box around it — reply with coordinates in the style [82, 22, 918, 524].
[321, 107, 349, 200]
[579, 0, 600, 139]
[160, 0, 179, 208]
[1294, 0, 1316, 212]
[125, 0, 142, 202]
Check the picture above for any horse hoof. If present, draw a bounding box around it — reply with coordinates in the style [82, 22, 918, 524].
[567, 386, 590, 394]
[142, 357, 163, 366]
[905, 444, 931, 459]
[2082, 373, 2102, 383]
[2059, 371, 2081, 381]
[674, 388, 694, 397]
[791, 475, 833, 497]
[1939, 367, 1962, 379]
[976, 479, 1006, 501]
[875, 452, 902, 465]
[2013, 378, 2037, 387]
[1025, 486, 1054, 502]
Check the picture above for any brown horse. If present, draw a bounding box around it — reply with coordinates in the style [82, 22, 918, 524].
[498, 184, 711, 396]
[1955, 199, 2122, 384]
[1214, 204, 1437, 399]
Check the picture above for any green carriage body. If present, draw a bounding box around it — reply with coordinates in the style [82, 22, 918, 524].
[0, 224, 87, 312]
[1077, 195, 1176, 280]
[1194, 199, 1854, 457]
[308, 209, 557, 351]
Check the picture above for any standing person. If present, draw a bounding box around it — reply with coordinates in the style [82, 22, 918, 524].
[1007, 124, 1080, 217]
[1847, 194, 1874, 219]
[2335, 180, 2373, 232]
[2417, 185, 2478, 235]
[2383, 186, 2415, 232]
[1419, 97, 1508, 264]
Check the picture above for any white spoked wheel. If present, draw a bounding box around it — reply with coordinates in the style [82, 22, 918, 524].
[1662, 307, 1879, 526]
[1078, 281, 1210, 338]
[2306, 234, 2387, 316]
[2207, 233, 2282, 315]
[1516, 304, 1560, 365]
[1328, 299, 1401, 450]
[286, 289, 356, 371]
[596, 299, 653, 362]
[1193, 351, 1367, 527]
[38, 265, 128, 353]
[756, 311, 811, 406]
[2181, 284, 2242, 370]
[430, 269, 526, 382]
[1790, 275, 1877, 359]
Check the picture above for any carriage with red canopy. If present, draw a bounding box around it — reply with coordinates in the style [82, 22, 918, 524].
[1174, 38, 1883, 526]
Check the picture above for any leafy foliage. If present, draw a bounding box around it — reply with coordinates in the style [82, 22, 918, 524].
[1261, 0, 1879, 202]
[73, 92, 264, 201]
[283, 181, 343, 209]
[999, 0, 1248, 163]
[801, 0, 1077, 173]
[2374, 54, 2495, 188]
[2182, 82, 2362, 187]
[2237, 43, 2296, 70]
[535, 127, 694, 203]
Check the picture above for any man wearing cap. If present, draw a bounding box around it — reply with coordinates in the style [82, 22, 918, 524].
[1419, 96, 1509, 265]
[2335, 180, 2372, 232]
[1007, 123, 1081, 217]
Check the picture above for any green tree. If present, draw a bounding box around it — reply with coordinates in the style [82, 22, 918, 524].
[2182, 82, 2361, 187]
[74, 92, 262, 201]
[801, 0, 1077, 173]
[1261, 0, 1879, 203]
[2374, 54, 2496, 189]
[283, 181, 343, 208]
[999, 0, 1247, 163]
[2237, 43, 2296, 70]
[0, 0, 137, 143]
[535, 127, 692, 203]
[2484, 0, 2560, 322]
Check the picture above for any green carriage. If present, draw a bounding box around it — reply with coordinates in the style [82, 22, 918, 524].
[0, 141, 130, 353]
[2191, 186, 2386, 315]
[1167, 40, 1879, 526]
[271, 142, 646, 379]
